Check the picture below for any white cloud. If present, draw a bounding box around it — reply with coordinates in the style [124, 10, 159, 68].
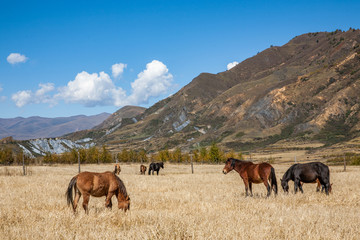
[112, 63, 127, 78]
[12, 60, 174, 108]
[36, 83, 55, 97]
[12, 83, 55, 107]
[127, 60, 173, 105]
[227, 61, 239, 70]
[7, 53, 28, 64]
[56, 71, 127, 107]
[12, 90, 32, 107]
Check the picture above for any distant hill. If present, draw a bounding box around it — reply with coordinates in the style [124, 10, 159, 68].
[0, 113, 110, 140]
[87, 29, 360, 153]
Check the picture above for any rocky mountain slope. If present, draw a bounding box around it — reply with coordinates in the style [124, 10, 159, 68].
[95, 29, 360, 153]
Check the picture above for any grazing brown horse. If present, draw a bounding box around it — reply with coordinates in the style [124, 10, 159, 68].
[140, 164, 147, 175]
[114, 164, 121, 175]
[223, 158, 278, 197]
[66, 171, 130, 214]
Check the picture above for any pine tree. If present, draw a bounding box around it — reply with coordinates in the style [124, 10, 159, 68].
[209, 142, 221, 163]
[200, 147, 208, 163]
[173, 147, 182, 163]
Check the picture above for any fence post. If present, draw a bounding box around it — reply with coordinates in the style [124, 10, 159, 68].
[191, 155, 194, 174]
[22, 153, 26, 176]
[344, 154, 346, 172]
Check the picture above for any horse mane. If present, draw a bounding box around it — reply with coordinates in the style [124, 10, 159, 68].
[114, 174, 129, 198]
[228, 158, 249, 163]
[228, 157, 249, 168]
[282, 164, 297, 181]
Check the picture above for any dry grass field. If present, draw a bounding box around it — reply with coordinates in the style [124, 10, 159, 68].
[1, 163, 359, 239]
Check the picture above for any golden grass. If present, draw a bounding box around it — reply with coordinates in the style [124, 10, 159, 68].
[1, 163, 359, 239]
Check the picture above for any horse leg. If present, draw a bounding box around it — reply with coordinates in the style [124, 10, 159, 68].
[294, 178, 302, 194]
[156, 170, 159, 175]
[249, 182, 253, 197]
[319, 177, 330, 195]
[325, 183, 331, 195]
[242, 179, 249, 197]
[109, 199, 112, 209]
[298, 182, 304, 193]
[82, 194, 90, 214]
[260, 170, 271, 197]
[315, 179, 321, 192]
[105, 193, 114, 209]
[262, 180, 271, 197]
[260, 173, 271, 196]
[73, 189, 81, 213]
[322, 181, 330, 195]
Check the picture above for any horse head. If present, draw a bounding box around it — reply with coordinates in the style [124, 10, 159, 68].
[222, 158, 235, 174]
[280, 178, 289, 192]
[118, 195, 130, 212]
[159, 162, 164, 168]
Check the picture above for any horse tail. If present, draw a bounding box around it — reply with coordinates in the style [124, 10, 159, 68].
[66, 176, 77, 210]
[319, 163, 331, 194]
[270, 167, 278, 195]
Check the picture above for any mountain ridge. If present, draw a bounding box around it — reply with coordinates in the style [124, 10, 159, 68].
[96, 29, 360, 153]
[0, 113, 111, 140]
[2, 29, 360, 157]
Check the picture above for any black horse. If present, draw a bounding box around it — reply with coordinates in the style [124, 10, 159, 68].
[281, 162, 331, 195]
[148, 162, 164, 175]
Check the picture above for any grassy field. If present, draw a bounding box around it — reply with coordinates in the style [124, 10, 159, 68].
[1, 163, 359, 239]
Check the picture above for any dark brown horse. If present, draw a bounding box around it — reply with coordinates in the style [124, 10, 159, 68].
[114, 163, 121, 175]
[223, 158, 278, 197]
[140, 164, 147, 175]
[148, 162, 164, 175]
[66, 171, 130, 214]
[281, 162, 331, 195]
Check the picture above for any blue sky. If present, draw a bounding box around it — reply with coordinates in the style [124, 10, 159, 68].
[1, 0, 359, 118]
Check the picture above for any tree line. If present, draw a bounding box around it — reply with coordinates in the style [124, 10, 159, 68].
[0, 143, 245, 165]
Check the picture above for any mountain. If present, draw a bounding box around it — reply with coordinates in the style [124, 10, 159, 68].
[0, 113, 111, 140]
[3, 29, 360, 156]
[90, 29, 360, 153]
